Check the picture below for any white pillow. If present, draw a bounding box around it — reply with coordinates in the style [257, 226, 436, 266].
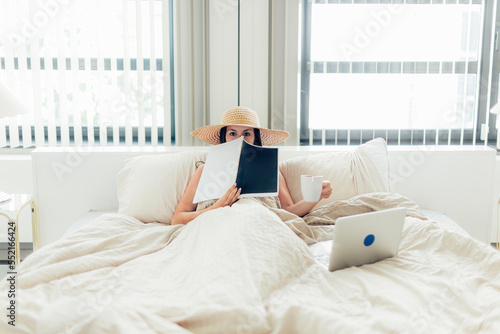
[117, 151, 208, 224]
[279, 138, 390, 210]
[358, 138, 391, 192]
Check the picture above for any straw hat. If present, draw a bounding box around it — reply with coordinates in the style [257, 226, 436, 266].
[190, 106, 290, 145]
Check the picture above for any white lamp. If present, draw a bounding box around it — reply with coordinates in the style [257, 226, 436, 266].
[0, 82, 30, 203]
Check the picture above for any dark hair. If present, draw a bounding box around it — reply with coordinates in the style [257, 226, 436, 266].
[219, 126, 262, 146]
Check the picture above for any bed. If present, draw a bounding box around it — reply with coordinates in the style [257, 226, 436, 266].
[1, 138, 499, 333]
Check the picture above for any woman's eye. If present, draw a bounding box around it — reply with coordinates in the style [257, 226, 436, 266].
[229, 132, 236, 136]
[244, 133, 250, 136]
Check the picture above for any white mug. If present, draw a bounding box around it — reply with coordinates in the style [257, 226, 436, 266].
[301, 175, 323, 202]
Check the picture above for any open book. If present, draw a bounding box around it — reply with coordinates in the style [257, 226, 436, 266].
[193, 136, 279, 204]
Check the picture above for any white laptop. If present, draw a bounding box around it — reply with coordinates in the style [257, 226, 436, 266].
[314, 207, 407, 272]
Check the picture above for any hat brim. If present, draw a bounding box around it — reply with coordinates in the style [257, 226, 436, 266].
[190, 123, 290, 146]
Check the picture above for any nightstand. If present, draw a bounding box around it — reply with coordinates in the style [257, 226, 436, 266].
[0, 194, 39, 268]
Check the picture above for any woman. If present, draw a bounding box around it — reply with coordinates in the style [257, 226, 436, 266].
[171, 106, 333, 225]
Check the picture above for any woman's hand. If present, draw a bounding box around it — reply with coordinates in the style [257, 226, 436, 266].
[211, 183, 242, 209]
[320, 180, 333, 200]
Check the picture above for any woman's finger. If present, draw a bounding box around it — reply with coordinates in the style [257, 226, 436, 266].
[229, 187, 241, 204]
[233, 187, 242, 200]
[222, 183, 237, 199]
[212, 184, 237, 208]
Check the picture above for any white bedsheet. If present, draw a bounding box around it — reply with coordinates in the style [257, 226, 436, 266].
[1, 194, 499, 333]
[61, 210, 115, 238]
[421, 209, 469, 236]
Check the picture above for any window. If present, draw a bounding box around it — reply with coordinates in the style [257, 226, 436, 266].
[300, 0, 499, 146]
[0, 0, 173, 148]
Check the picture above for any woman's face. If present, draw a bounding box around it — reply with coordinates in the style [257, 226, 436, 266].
[225, 125, 255, 144]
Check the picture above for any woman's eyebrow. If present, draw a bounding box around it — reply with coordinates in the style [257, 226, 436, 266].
[228, 128, 252, 132]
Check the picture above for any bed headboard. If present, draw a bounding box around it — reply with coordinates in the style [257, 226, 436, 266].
[32, 145, 496, 246]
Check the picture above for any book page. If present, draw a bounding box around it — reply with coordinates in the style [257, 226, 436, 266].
[192, 137, 243, 203]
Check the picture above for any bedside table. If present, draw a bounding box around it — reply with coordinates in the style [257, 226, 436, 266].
[0, 194, 39, 268]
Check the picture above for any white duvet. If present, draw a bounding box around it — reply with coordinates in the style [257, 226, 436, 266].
[1, 193, 500, 333]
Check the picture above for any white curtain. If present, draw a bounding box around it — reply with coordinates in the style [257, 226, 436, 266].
[0, 0, 173, 148]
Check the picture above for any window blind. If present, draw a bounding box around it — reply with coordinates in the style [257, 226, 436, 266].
[0, 0, 172, 148]
[301, 0, 497, 146]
